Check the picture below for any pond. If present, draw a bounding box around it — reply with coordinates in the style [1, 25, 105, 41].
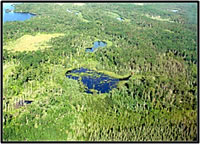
[85, 41, 107, 52]
[66, 9, 72, 13]
[15, 100, 33, 109]
[171, 9, 178, 12]
[117, 17, 124, 21]
[66, 68, 119, 94]
[3, 3, 35, 23]
[75, 12, 80, 15]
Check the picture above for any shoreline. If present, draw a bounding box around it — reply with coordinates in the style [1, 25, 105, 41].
[65, 67, 131, 80]
[12, 3, 38, 16]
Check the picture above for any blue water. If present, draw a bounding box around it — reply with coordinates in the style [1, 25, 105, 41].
[117, 17, 123, 21]
[3, 3, 35, 23]
[66, 68, 119, 94]
[171, 10, 178, 13]
[86, 41, 107, 52]
[24, 100, 33, 104]
[66, 9, 72, 13]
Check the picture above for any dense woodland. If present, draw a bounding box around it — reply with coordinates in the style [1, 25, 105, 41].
[3, 3, 198, 141]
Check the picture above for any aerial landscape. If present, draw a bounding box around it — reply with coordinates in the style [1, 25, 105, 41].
[2, 2, 198, 141]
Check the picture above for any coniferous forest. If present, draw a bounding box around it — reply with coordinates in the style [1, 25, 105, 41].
[2, 2, 198, 141]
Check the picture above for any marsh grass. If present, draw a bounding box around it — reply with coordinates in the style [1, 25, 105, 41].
[145, 14, 174, 23]
[4, 33, 64, 52]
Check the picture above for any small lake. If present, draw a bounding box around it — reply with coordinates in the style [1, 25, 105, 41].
[66, 9, 72, 13]
[66, 68, 119, 94]
[117, 17, 124, 21]
[3, 3, 35, 23]
[171, 9, 178, 12]
[75, 12, 79, 15]
[85, 41, 107, 52]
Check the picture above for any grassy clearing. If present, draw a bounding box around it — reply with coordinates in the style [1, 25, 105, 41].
[164, 29, 174, 33]
[57, 3, 64, 6]
[105, 11, 131, 23]
[96, 69, 130, 79]
[145, 14, 174, 23]
[133, 3, 144, 6]
[76, 12, 89, 23]
[124, 18, 131, 23]
[73, 3, 85, 6]
[106, 11, 120, 18]
[4, 33, 64, 52]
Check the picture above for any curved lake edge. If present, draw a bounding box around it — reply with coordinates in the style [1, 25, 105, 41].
[66, 67, 134, 93]
[14, 11, 37, 16]
[85, 39, 113, 51]
[13, 9, 37, 16]
[12, 4, 38, 16]
[3, 3, 37, 23]
[86, 41, 107, 52]
[66, 67, 132, 80]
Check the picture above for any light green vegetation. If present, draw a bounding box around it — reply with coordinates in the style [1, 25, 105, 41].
[73, 3, 85, 6]
[164, 29, 174, 33]
[105, 11, 131, 22]
[133, 3, 144, 6]
[145, 14, 174, 22]
[97, 69, 130, 79]
[4, 33, 64, 52]
[76, 12, 90, 22]
[106, 11, 120, 18]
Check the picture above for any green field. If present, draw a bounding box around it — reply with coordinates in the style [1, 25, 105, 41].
[4, 33, 64, 52]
